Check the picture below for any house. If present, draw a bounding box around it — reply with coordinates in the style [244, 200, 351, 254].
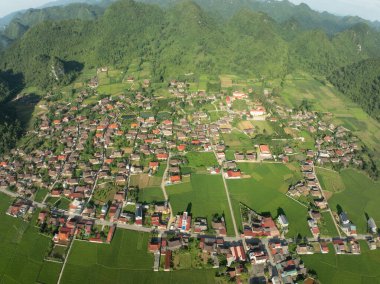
[230, 243, 247, 262]
[259, 144, 272, 160]
[178, 212, 191, 232]
[277, 215, 289, 229]
[156, 153, 169, 160]
[170, 175, 181, 184]
[226, 169, 241, 179]
[232, 91, 248, 100]
[250, 106, 266, 117]
[368, 217, 377, 234]
[135, 205, 143, 226]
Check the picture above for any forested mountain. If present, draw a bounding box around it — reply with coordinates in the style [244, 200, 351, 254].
[137, 0, 380, 34]
[329, 59, 380, 122]
[2, 0, 380, 88]
[0, 3, 105, 48]
[0, 73, 23, 154]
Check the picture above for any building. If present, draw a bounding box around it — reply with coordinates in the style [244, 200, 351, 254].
[259, 144, 272, 160]
[277, 215, 289, 229]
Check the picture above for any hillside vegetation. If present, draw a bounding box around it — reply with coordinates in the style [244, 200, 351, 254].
[329, 59, 380, 122]
[2, 0, 380, 87]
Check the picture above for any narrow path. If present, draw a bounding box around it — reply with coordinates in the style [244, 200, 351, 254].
[220, 172, 239, 237]
[313, 165, 342, 238]
[161, 153, 174, 229]
[212, 149, 239, 238]
[57, 238, 75, 284]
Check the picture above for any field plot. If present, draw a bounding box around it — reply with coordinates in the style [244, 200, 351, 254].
[61, 229, 217, 284]
[302, 242, 380, 284]
[166, 174, 235, 235]
[249, 120, 274, 135]
[185, 152, 218, 172]
[327, 169, 380, 233]
[138, 186, 165, 203]
[0, 193, 62, 284]
[221, 130, 253, 151]
[276, 75, 380, 158]
[130, 173, 162, 188]
[227, 163, 310, 237]
[316, 168, 345, 193]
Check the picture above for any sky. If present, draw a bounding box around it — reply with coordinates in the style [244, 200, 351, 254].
[0, 0, 380, 21]
[288, 0, 380, 21]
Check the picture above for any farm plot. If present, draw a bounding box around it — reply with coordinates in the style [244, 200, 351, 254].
[227, 163, 311, 237]
[0, 193, 62, 284]
[61, 229, 217, 284]
[327, 169, 380, 233]
[166, 174, 235, 235]
[302, 242, 380, 284]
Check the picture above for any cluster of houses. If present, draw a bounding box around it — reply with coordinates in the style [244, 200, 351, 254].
[287, 160, 328, 210]
[284, 109, 364, 168]
[6, 198, 34, 219]
[241, 206, 281, 238]
[37, 210, 116, 245]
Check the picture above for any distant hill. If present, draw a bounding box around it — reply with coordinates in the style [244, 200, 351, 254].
[0, 3, 104, 44]
[2, 0, 380, 89]
[137, 0, 380, 34]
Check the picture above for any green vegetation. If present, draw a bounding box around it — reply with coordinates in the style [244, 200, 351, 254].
[329, 58, 380, 121]
[302, 242, 380, 284]
[61, 229, 217, 283]
[0, 193, 62, 284]
[327, 169, 380, 233]
[275, 74, 380, 159]
[227, 163, 310, 237]
[222, 130, 253, 151]
[34, 187, 49, 202]
[316, 168, 345, 193]
[2, 0, 380, 90]
[185, 152, 218, 171]
[319, 212, 339, 237]
[138, 186, 165, 203]
[166, 174, 235, 235]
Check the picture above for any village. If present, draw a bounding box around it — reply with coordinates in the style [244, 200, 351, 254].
[0, 69, 379, 284]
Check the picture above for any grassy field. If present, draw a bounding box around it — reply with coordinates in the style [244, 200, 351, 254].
[166, 174, 235, 235]
[34, 188, 49, 202]
[276, 75, 380, 160]
[227, 163, 311, 237]
[302, 241, 380, 284]
[0, 193, 62, 284]
[221, 130, 253, 151]
[316, 168, 345, 193]
[249, 120, 274, 135]
[138, 186, 165, 203]
[319, 212, 339, 237]
[185, 152, 218, 171]
[327, 169, 380, 233]
[61, 229, 218, 284]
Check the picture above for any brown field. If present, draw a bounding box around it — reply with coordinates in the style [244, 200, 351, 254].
[238, 121, 254, 130]
[130, 174, 161, 188]
[220, 75, 233, 88]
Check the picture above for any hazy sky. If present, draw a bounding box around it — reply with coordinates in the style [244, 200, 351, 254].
[289, 0, 380, 21]
[0, 0, 380, 21]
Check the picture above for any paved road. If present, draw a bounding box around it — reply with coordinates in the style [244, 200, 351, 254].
[312, 165, 343, 238]
[160, 153, 174, 229]
[95, 219, 153, 233]
[212, 149, 239, 238]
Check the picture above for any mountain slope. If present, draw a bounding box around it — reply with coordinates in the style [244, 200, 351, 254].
[329, 59, 380, 121]
[1, 0, 380, 94]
